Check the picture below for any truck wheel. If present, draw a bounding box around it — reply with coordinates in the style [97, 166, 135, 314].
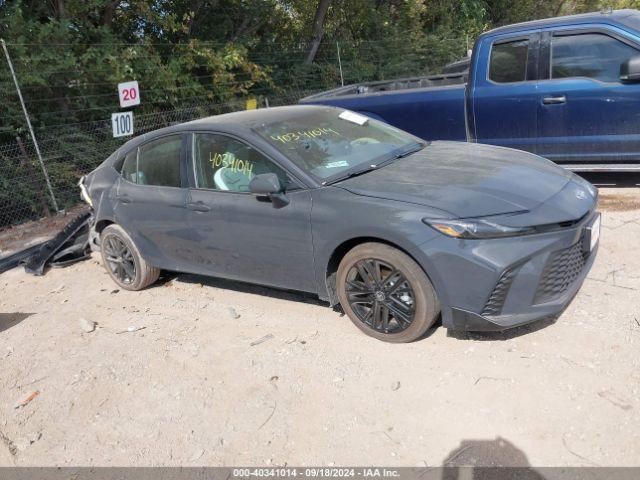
[337, 242, 440, 343]
[100, 224, 160, 291]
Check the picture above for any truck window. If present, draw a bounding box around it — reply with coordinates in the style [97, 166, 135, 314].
[489, 39, 529, 83]
[551, 33, 639, 83]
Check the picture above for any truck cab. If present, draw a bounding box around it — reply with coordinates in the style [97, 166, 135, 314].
[471, 9, 640, 170]
[301, 9, 640, 172]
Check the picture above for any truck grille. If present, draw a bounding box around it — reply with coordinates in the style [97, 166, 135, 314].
[481, 267, 517, 316]
[534, 239, 589, 304]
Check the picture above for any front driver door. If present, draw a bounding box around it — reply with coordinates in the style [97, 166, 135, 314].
[536, 29, 640, 163]
[183, 132, 316, 292]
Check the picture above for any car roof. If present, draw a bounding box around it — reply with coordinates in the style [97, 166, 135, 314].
[482, 9, 640, 37]
[184, 104, 334, 128]
[111, 104, 338, 158]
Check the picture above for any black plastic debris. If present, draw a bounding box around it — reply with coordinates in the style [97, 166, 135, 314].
[0, 241, 48, 275]
[23, 211, 94, 276]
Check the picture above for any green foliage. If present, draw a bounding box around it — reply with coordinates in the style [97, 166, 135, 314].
[0, 0, 630, 226]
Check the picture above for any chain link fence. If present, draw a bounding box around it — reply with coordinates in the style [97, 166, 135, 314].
[0, 37, 467, 232]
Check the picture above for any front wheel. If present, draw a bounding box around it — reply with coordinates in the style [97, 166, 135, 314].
[100, 224, 160, 291]
[336, 243, 440, 343]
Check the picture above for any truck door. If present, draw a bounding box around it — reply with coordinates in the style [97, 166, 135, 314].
[536, 28, 640, 165]
[471, 31, 540, 153]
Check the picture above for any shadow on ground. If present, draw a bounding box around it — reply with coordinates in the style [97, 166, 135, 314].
[439, 437, 546, 479]
[578, 172, 640, 187]
[446, 316, 559, 342]
[156, 271, 327, 306]
[155, 273, 556, 342]
[0, 312, 34, 334]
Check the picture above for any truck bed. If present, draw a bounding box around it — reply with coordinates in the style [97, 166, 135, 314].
[300, 74, 468, 142]
[301, 72, 466, 101]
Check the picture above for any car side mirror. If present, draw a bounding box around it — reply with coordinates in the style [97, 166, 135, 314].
[249, 173, 289, 207]
[620, 56, 640, 83]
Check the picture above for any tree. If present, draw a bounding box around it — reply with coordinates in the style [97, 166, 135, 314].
[305, 0, 332, 63]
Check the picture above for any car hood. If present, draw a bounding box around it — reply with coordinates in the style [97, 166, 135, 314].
[335, 141, 575, 218]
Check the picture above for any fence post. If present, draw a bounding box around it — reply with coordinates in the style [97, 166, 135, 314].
[16, 135, 51, 218]
[1, 38, 60, 213]
[336, 41, 344, 87]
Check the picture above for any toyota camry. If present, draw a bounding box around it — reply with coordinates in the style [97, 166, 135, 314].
[80, 105, 600, 342]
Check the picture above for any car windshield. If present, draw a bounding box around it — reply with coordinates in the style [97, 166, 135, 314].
[252, 108, 423, 182]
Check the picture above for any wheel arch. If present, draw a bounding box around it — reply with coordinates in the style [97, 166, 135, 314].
[95, 218, 115, 234]
[324, 236, 429, 306]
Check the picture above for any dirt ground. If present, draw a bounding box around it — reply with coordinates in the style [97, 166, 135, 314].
[0, 188, 639, 467]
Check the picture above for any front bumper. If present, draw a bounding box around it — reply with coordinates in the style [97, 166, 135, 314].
[413, 210, 600, 332]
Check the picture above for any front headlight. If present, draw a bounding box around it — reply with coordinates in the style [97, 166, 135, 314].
[572, 175, 598, 199]
[422, 218, 535, 239]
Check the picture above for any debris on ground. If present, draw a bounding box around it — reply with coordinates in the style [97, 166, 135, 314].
[392, 381, 401, 391]
[598, 389, 633, 411]
[189, 448, 205, 461]
[23, 211, 93, 276]
[14, 391, 39, 409]
[79, 318, 96, 333]
[250, 334, 274, 346]
[16, 432, 42, 451]
[228, 307, 240, 319]
[116, 326, 146, 334]
[0, 431, 17, 457]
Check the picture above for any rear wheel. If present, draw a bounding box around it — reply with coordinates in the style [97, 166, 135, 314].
[336, 242, 440, 343]
[100, 224, 160, 291]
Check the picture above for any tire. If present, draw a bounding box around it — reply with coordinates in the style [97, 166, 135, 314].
[100, 224, 160, 291]
[336, 242, 440, 343]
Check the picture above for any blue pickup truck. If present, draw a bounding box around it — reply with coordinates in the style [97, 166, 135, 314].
[301, 9, 640, 171]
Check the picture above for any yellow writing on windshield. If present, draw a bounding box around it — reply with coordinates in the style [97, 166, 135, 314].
[210, 152, 254, 175]
[270, 127, 340, 144]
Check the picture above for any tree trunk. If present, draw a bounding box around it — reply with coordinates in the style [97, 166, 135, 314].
[102, 1, 121, 27]
[53, 0, 66, 20]
[304, 0, 331, 64]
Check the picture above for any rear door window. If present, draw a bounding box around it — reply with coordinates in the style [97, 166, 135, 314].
[551, 32, 639, 82]
[136, 136, 183, 187]
[489, 39, 530, 83]
[121, 149, 138, 183]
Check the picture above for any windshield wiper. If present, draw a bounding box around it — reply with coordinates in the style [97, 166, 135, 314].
[323, 142, 426, 186]
[323, 164, 379, 185]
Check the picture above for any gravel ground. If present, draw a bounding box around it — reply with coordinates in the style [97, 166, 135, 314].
[0, 189, 639, 467]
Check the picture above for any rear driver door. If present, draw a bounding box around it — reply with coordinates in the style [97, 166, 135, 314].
[115, 134, 191, 271]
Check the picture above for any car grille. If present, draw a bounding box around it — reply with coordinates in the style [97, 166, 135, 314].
[534, 238, 589, 304]
[481, 267, 518, 316]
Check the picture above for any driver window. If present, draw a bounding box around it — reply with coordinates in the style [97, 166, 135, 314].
[551, 33, 639, 83]
[192, 133, 295, 192]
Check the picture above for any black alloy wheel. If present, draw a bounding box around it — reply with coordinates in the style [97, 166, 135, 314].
[336, 242, 440, 343]
[345, 258, 416, 334]
[102, 233, 136, 285]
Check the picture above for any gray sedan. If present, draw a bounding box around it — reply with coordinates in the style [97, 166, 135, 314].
[81, 105, 600, 342]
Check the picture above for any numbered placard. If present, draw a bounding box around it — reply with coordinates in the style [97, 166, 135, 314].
[118, 81, 140, 108]
[112, 111, 134, 138]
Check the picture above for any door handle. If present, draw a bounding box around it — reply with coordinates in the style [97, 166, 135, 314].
[187, 202, 211, 212]
[542, 95, 567, 105]
[118, 194, 132, 204]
